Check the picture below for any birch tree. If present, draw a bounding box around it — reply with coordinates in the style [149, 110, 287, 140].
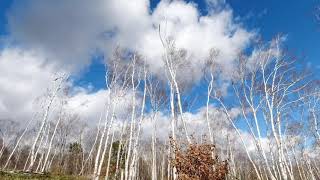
[232, 36, 312, 180]
[159, 26, 191, 144]
[27, 74, 68, 172]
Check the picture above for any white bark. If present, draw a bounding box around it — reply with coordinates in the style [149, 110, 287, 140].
[206, 74, 214, 144]
[95, 101, 116, 180]
[161, 147, 166, 180]
[93, 93, 111, 177]
[47, 148, 57, 171]
[169, 83, 176, 180]
[0, 140, 5, 161]
[105, 128, 115, 180]
[151, 114, 157, 180]
[115, 122, 126, 178]
[41, 112, 62, 172]
[27, 76, 66, 171]
[214, 96, 262, 180]
[125, 57, 138, 180]
[159, 26, 190, 143]
[3, 114, 35, 170]
[79, 111, 103, 175]
[129, 69, 147, 179]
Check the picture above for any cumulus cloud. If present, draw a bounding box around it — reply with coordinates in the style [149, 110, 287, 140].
[0, 48, 64, 121]
[1, 0, 255, 129]
[0, 46, 138, 130]
[7, 0, 254, 81]
[7, 0, 112, 71]
[0, 48, 264, 155]
[141, 106, 237, 140]
[139, 105, 265, 155]
[66, 88, 141, 125]
[148, 1, 253, 83]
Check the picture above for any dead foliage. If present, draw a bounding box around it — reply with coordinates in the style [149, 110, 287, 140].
[170, 138, 228, 180]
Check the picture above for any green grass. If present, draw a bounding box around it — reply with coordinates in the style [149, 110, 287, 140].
[0, 171, 89, 180]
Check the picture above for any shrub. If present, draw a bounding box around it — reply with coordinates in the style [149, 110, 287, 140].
[171, 139, 228, 180]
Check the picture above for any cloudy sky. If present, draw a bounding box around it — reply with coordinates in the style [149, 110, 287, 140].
[0, 0, 319, 126]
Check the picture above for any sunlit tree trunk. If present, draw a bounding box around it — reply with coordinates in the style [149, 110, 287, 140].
[27, 75, 66, 172]
[41, 110, 63, 172]
[115, 122, 126, 178]
[93, 93, 111, 178]
[95, 101, 116, 180]
[79, 112, 103, 175]
[105, 128, 115, 180]
[3, 114, 36, 170]
[129, 68, 147, 179]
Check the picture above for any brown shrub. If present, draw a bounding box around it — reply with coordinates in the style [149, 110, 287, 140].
[171, 139, 228, 180]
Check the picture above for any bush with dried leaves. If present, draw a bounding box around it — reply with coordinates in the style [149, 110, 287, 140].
[170, 139, 228, 180]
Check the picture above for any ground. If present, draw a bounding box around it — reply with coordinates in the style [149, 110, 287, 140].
[0, 171, 89, 180]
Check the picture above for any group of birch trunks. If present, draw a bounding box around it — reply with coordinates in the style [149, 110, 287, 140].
[0, 36, 320, 180]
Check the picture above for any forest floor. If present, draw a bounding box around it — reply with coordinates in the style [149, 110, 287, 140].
[0, 171, 89, 180]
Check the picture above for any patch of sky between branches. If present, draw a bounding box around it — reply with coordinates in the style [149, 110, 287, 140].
[72, 53, 106, 92]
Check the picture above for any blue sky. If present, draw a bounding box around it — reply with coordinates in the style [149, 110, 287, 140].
[0, 0, 318, 113]
[0, 0, 319, 90]
[0, 0, 319, 127]
[228, 0, 320, 69]
[82, 0, 316, 90]
[0, 0, 12, 41]
[88, 0, 316, 87]
[1, 2, 319, 175]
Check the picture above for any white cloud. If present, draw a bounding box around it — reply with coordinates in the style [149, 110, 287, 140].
[138, 105, 269, 156]
[127, 0, 254, 83]
[140, 106, 236, 140]
[0, 47, 140, 136]
[206, 0, 226, 7]
[0, 48, 64, 121]
[0, 46, 269, 157]
[66, 88, 140, 125]
[7, 0, 109, 71]
[1, 0, 255, 132]
[7, 0, 254, 83]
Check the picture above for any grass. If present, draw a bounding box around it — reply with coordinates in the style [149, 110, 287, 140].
[0, 171, 89, 180]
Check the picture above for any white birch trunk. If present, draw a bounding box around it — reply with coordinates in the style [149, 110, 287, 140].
[93, 93, 111, 177]
[95, 102, 116, 180]
[125, 58, 137, 180]
[129, 69, 147, 179]
[105, 128, 115, 180]
[115, 122, 126, 178]
[3, 114, 35, 170]
[151, 114, 157, 180]
[27, 76, 65, 171]
[41, 113, 62, 172]
[79, 112, 103, 175]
